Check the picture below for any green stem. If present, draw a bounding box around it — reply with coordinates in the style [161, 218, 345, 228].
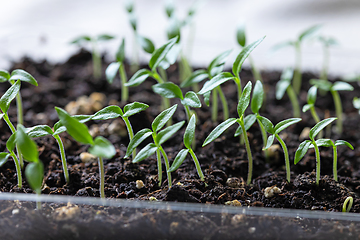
[333, 146, 338, 182]
[211, 87, 218, 122]
[189, 149, 205, 181]
[238, 118, 253, 185]
[153, 71, 171, 124]
[91, 41, 101, 79]
[130, 31, 139, 73]
[36, 190, 41, 209]
[310, 106, 322, 138]
[313, 142, 321, 185]
[331, 90, 343, 134]
[249, 56, 263, 83]
[10, 151, 22, 188]
[184, 105, 191, 122]
[179, 53, 193, 83]
[293, 42, 302, 94]
[119, 63, 128, 102]
[3, 113, 23, 168]
[275, 134, 291, 182]
[286, 87, 300, 118]
[159, 146, 172, 187]
[320, 45, 329, 81]
[257, 118, 269, 158]
[54, 135, 69, 183]
[217, 86, 229, 121]
[16, 93, 23, 126]
[123, 117, 136, 159]
[156, 149, 162, 187]
[158, 67, 168, 82]
[98, 156, 105, 198]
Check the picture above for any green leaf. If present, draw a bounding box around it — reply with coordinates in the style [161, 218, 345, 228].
[335, 140, 354, 150]
[25, 161, 44, 193]
[232, 36, 265, 77]
[257, 116, 274, 134]
[353, 97, 360, 113]
[0, 80, 21, 113]
[281, 67, 294, 81]
[309, 118, 337, 141]
[125, 69, 152, 87]
[0, 70, 10, 82]
[181, 91, 201, 108]
[180, 69, 208, 88]
[161, 43, 181, 68]
[132, 143, 158, 163]
[168, 149, 189, 172]
[88, 136, 116, 159]
[331, 81, 354, 92]
[152, 82, 183, 99]
[274, 118, 301, 134]
[313, 139, 333, 148]
[123, 102, 149, 118]
[6, 133, 16, 152]
[263, 134, 275, 150]
[275, 79, 290, 100]
[203, 118, 237, 147]
[152, 104, 177, 133]
[198, 72, 235, 95]
[125, 128, 153, 158]
[203, 91, 210, 107]
[251, 80, 264, 114]
[55, 107, 94, 145]
[97, 34, 115, 41]
[10, 69, 38, 86]
[137, 35, 155, 54]
[165, 0, 175, 17]
[128, 13, 137, 31]
[307, 86, 317, 105]
[116, 38, 126, 62]
[294, 140, 312, 164]
[0, 153, 10, 167]
[52, 115, 92, 135]
[167, 17, 181, 41]
[92, 105, 123, 120]
[16, 125, 39, 163]
[237, 81, 252, 117]
[184, 115, 196, 149]
[234, 114, 256, 137]
[208, 50, 232, 77]
[156, 121, 185, 145]
[302, 104, 312, 113]
[236, 23, 246, 47]
[310, 79, 332, 92]
[299, 24, 322, 42]
[105, 62, 121, 84]
[26, 125, 54, 138]
[149, 37, 178, 71]
[70, 35, 92, 44]
[125, 0, 133, 13]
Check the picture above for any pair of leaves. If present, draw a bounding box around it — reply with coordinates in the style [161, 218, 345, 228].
[0, 69, 38, 86]
[71, 34, 115, 45]
[310, 79, 354, 92]
[276, 68, 293, 100]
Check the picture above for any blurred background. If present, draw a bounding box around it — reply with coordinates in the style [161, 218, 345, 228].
[0, 0, 359, 77]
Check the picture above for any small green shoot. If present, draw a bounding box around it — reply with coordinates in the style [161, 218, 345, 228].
[125, 105, 185, 187]
[203, 82, 255, 185]
[318, 36, 338, 81]
[310, 79, 354, 134]
[294, 118, 337, 185]
[71, 34, 115, 79]
[312, 139, 353, 181]
[276, 67, 300, 118]
[342, 196, 353, 213]
[168, 115, 205, 182]
[258, 116, 302, 182]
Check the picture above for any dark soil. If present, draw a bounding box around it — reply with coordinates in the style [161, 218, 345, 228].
[1, 50, 360, 239]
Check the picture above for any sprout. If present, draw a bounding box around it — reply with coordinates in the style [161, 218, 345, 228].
[203, 82, 255, 185]
[168, 115, 205, 182]
[310, 79, 354, 134]
[318, 36, 338, 81]
[276, 68, 300, 118]
[273, 24, 322, 94]
[70, 34, 115, 79]
[257, 116, 302, 182]
[125, 105, 185, 187]
[312, 139, 353, 181]
[294, 118, 337, 185]
[342, 196, 353, 213]
[55, 107, 116, 198]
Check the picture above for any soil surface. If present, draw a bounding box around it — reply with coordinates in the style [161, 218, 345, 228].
[1, 50, 360, 239]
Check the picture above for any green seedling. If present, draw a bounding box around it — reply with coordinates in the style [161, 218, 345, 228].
[342, 196, 353, 213]
[236, 23, 263, 83]
[55, 107, 116, 199]
[0, 69, 38, 125]
[125, 105, 185, 187]
[318, 36, 338, 81]
[273, 25, 322, 94]
[125, 37, 178, 116]
[258, 116, 302, 182]
[294, 118, 337, 185]
[303, 86, 320, 124]
[310, 79, 354, 134]
[16, 125, 44, 209]
[197, 36, 266, 122]
[276, 67, 300, 118]
[71, 34, 115, 79]
[168, 114, 205, 182]
[311, 138, 353, 181]
[203, 82, 255, 185]
[152, 82, 201, 122]
[106, 39, 129, 102]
